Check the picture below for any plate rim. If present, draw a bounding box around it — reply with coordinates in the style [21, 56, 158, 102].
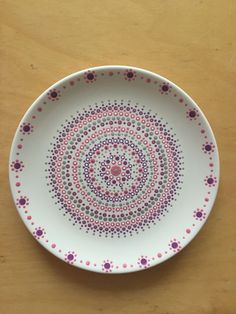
[9, 65, 220, 273]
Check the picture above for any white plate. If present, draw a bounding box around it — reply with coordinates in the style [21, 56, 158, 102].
[9, 66, 219, 273]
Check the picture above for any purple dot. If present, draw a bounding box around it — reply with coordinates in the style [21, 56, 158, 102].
[207, 178, 214, 184]
[127, 71, 134, 78]
[171, 242, 178, 249]
[67, 254, 74, 261]
[205, 145, 212, 151]
[189, 110, 196, 118]
[19, 198, 26, 205]
[140, 258, 147, 265]
[51, 91, 57, 98]
[87, 73, 94, 80]
[104, 262, 110, 269]
[14, 162, 21, 169]
[196, 211, 202, 218]
[36, 229, 43, 236]
[162, 84, 169, 92]
[23, 125, 30, 132]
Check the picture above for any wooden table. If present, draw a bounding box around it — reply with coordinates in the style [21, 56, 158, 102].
[1, 1, 235, 313]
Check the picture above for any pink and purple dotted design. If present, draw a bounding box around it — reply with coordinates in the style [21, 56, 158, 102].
[10, 67, 219, 273]
[46, 101, 184, 238]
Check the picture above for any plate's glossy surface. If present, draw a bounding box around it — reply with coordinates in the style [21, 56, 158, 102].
[9, 66, 219, 273]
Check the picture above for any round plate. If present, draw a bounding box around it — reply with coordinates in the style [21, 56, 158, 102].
[9, 66, 219, 273]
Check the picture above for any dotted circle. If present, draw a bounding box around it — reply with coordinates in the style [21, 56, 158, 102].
[47, 101, 184, 237]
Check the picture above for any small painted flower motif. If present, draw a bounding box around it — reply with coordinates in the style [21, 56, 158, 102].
[16, 196, 29, 208]
[64, 251, 77, 265]
[10, 160, 24, 172]
[202, 142, 215, 154]
[33, 227, 46, 239]
[137, 256, 150, 269]
[159, 82, 172, 95]
[193, 209, 206, 221]
[186, 108, 199, 121]
[47, 88, 61, 101]
[102, 260, 114, 273]
[20, 122, 34, 135]
[84, 70, 97, 83]
[204, 175, 217, 187]
[124, 69, 136, 81]
[169, 239, 182, 252]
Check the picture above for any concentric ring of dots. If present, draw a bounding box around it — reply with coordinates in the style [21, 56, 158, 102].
[46, 101, 184, 237]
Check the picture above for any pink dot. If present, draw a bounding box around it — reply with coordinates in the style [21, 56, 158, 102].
[111, 165, 121, 176]
[17, 144, 23, 149]
[80, 260, 83, 263]
[37, 107, 42, 112]
[16, 175, 19, 178]
[186, 228, 191, 233]
[179, 98, 183, 103]
[32, 115, 36, 119]
[205, 198, 209, 202]
[157, 253, 162, 258]
[86, 261, 90, 266]
[123, 263, 127, 268]
[16, 182, 21, 187]
[27, 216, 31, 220]
[51, 243, 56, 248]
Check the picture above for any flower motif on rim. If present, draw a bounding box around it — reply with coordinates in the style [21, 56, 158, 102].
[204, 175, 217, 187]
[84, 70, 97, 83]
[47, 88, 61, 101]
[10, 160, 24, 172]
[64, 251, 77, 264]
[33, 227, 46, 239]
[102, 260, 114, 272]
[124, 69, 137, 81]
[193, 208, 206, 221]
[16, 196, 29, 208]
[186, 108, 199, 121]
[20, 122, 34, 135]
[159, 82, 172, 95]
[137, 256, 150, 269]
[202, 142, 215, 154]
[169, 239, 182, 252]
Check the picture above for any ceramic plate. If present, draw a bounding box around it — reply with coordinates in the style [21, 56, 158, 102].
[9, 66, 219, 273]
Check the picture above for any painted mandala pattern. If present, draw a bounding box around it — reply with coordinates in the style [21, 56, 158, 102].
[46, 101, 184, 237]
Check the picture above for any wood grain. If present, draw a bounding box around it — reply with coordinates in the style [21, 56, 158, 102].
[0, 1, 236, 313]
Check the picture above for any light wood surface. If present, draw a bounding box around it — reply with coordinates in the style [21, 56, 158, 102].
[1, 1, 236, 313]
